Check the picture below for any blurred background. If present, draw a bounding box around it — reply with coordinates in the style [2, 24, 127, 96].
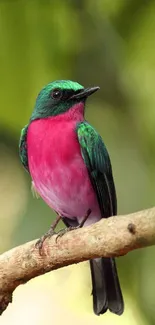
[0, 0, 155, 324]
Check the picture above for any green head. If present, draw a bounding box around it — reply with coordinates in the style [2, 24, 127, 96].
[30, 80, 99, 121]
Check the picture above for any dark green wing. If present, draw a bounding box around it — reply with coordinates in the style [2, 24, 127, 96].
[76, 122, 117, 217]
[19, 124, 29, 172]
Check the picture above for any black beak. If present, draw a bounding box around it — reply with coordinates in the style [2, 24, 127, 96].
[70, 86, 100, 100]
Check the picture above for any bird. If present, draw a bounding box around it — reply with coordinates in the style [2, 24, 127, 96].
[19, 79, 124, 316]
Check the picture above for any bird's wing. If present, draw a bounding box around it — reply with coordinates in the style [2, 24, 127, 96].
[19, 124, 29, 172]
[76, 122, 117, 217]
[76, 123, 124, 316]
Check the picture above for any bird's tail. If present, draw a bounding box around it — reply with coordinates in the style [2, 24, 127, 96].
[90, 257, 124, 315]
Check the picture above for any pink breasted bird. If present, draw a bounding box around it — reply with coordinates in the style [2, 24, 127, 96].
[19, 80, 124, 316]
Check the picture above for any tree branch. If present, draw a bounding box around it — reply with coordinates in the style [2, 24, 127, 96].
[0, 207, 155, 315]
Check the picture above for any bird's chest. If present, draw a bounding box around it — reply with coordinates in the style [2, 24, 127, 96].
[27, 119, 94, 216]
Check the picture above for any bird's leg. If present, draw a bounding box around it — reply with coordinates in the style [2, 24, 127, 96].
[35, 213, 62, 250]
[79, 208, 91, 228]
[56, 208, 91, 241]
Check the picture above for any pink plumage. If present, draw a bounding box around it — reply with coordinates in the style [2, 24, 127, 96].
[27, 103, 101, 225]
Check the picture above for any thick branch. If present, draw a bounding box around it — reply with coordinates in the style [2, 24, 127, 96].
[0, 207, 155, 315]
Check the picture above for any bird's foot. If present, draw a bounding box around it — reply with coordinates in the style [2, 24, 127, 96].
[56, 208, 91, 242]
[35, 213, 62, 253]
[56, 225, 80, 242]
[35, 228, 56, 251]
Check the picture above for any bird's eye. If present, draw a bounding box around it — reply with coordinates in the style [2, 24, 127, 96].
[51, 88, 62, 100]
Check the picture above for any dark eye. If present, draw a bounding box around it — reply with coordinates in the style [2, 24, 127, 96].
[51, 88, 63, 100]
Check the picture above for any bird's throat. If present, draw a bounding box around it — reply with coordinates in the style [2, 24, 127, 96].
[51, 102, 85, 122]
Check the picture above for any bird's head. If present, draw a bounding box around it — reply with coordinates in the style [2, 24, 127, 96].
[30, 80, 99, 121]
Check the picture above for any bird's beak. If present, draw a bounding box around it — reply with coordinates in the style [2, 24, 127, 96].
[70, 86, 100, 100]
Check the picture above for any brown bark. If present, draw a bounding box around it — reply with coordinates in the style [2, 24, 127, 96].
[0, 207, 155, 315]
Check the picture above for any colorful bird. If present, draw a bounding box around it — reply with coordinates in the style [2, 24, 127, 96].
[19, 80, 124, 316]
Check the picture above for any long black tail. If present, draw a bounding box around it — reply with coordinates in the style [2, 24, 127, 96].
[90, 257, 124, 315]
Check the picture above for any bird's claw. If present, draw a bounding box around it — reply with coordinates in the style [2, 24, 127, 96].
[36, 209, 92, 249]
[35, 228, 56, 251]
[56, 225, 80, 242]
